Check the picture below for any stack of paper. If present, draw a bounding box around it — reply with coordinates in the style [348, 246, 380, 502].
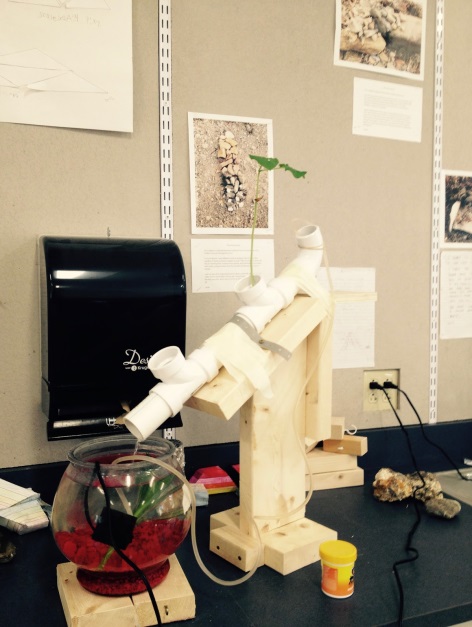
[0, 478, 49, 534]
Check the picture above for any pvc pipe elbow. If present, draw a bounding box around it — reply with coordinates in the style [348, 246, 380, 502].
[296, 224, 323, 251]
[294, 224, 324, 272]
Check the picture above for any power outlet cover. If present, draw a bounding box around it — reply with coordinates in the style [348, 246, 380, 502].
[363, 369, 400, 411]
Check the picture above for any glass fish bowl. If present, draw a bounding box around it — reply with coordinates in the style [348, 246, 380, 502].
[52, 435, 191, 596]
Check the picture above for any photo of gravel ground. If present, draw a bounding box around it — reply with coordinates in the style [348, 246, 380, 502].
[191, 117, 271, 231]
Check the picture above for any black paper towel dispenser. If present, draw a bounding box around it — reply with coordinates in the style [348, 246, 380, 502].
[39, 236, 186, 440]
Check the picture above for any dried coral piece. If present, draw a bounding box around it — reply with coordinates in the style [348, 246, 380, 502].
[425, 497, 461, 520]
[406, 471, 443, 502]
[373, 467, 413, 502]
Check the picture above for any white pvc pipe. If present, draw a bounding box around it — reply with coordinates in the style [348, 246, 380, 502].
[124, 225, 324, 441]
[125, 346, 220, 441]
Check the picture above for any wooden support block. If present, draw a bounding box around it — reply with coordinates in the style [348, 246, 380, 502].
[133, 556, 196, 625]
[330, 417, 345, 440]
[263, 518, 337, 575]
[186, 294, 337, 577]
[304, 437, 319, 453]
[237, 339, 314, 536]
[323, 435, 368, 456]
[305, 467, 364, 491]
[210, 506, 240, 531]
[210, 524, 263, 572]
[57, 564, 136, 627]
[306, 448, 358, 474]
[57, 555, 195, 626]
[210, 508, 337, 576]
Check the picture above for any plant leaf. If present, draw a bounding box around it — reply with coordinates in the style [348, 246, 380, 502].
[249, 154, 279, 170]
[278, 163, 307, 179]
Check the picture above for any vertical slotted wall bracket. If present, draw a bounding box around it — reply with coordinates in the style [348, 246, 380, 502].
[159, 0, 173, 241]
[429, 0, 444, 423]
[159, 1, 175, 439]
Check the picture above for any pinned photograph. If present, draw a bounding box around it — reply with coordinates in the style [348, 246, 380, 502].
[189, 112, 274, 235]
[334, 0, 427, 81]
[441, 171, 472, 248]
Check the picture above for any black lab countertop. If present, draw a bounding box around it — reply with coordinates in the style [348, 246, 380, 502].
[0, 443, 471, 627]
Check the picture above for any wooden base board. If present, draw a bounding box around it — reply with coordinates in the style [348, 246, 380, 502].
[210, 508, 337, 576]
[306, 448, 358, 474]
[57, 555, 195, 627]
[305, 466, 364, 491]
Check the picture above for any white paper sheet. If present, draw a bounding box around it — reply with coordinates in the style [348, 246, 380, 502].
[440, 251, 472, 339]
[0, 0, 133, 131]
[317, 267, 376, 369]
[352, 78, 423, 143]
[0, 478, 49, 534]
[191, 239, 274, 293]
[0, 478, 39, 510]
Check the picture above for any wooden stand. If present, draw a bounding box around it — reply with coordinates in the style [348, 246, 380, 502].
[57, 555, 195, 626]
[186, 295, 338, 575]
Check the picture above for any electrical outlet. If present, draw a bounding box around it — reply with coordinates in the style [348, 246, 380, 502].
[363, 369, 400, 412]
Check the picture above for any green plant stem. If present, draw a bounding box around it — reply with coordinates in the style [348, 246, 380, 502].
[250, 166, 263, 286]
[247, 155, 306, 287]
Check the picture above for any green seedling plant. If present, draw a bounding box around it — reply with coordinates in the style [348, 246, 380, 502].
[248, 155, 307, 286]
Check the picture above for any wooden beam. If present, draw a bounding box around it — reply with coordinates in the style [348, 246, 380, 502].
[185, 296, 327, 420]
[306, 448, 358, 474]
[305, 467, 365, 491]
[323, 435, 368, 456]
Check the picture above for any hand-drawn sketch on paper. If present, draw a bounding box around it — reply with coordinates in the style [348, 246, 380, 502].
[0, 0, 132, 132]
[0, 49, 106, 93]
[9, 0, 109, 7]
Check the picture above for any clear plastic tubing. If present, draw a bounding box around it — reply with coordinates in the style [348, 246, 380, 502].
[113, 454, 262, 587]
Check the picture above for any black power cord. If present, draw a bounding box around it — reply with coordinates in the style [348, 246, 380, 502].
[89, 462, 163, 626]
[383, 381, 470, 481]
[370, 381, 425, 627]
[371, 380, 470, 626]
